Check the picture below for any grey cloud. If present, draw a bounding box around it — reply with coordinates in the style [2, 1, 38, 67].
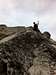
[0, 0, 56, 40]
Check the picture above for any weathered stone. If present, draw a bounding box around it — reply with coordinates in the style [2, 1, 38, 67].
[0, 26, 56, 75]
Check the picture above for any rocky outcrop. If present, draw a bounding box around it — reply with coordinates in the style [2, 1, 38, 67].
[0, 27, 56, 75]
[43, 31, 51, 39]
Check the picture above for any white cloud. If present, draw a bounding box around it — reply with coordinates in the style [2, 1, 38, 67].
[0, 0, 56, 40]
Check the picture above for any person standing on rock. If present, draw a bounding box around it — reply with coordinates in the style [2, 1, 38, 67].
[33, 21, 39, 31]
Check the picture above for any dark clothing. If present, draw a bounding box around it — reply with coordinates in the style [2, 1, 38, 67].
[33, 24, 38, 31]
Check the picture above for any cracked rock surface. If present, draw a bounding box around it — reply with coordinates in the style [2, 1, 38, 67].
[0, 27, 56, 75]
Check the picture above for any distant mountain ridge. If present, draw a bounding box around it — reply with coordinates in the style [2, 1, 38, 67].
[0, 24, 25, 40]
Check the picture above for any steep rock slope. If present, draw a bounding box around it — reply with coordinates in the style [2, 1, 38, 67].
[0, 27, 56, 75]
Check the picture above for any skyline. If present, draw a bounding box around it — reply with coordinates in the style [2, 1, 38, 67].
[0, 0, 56, 40]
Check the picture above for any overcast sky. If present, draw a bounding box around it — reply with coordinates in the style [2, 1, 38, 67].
[0, 0, 56, 40]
